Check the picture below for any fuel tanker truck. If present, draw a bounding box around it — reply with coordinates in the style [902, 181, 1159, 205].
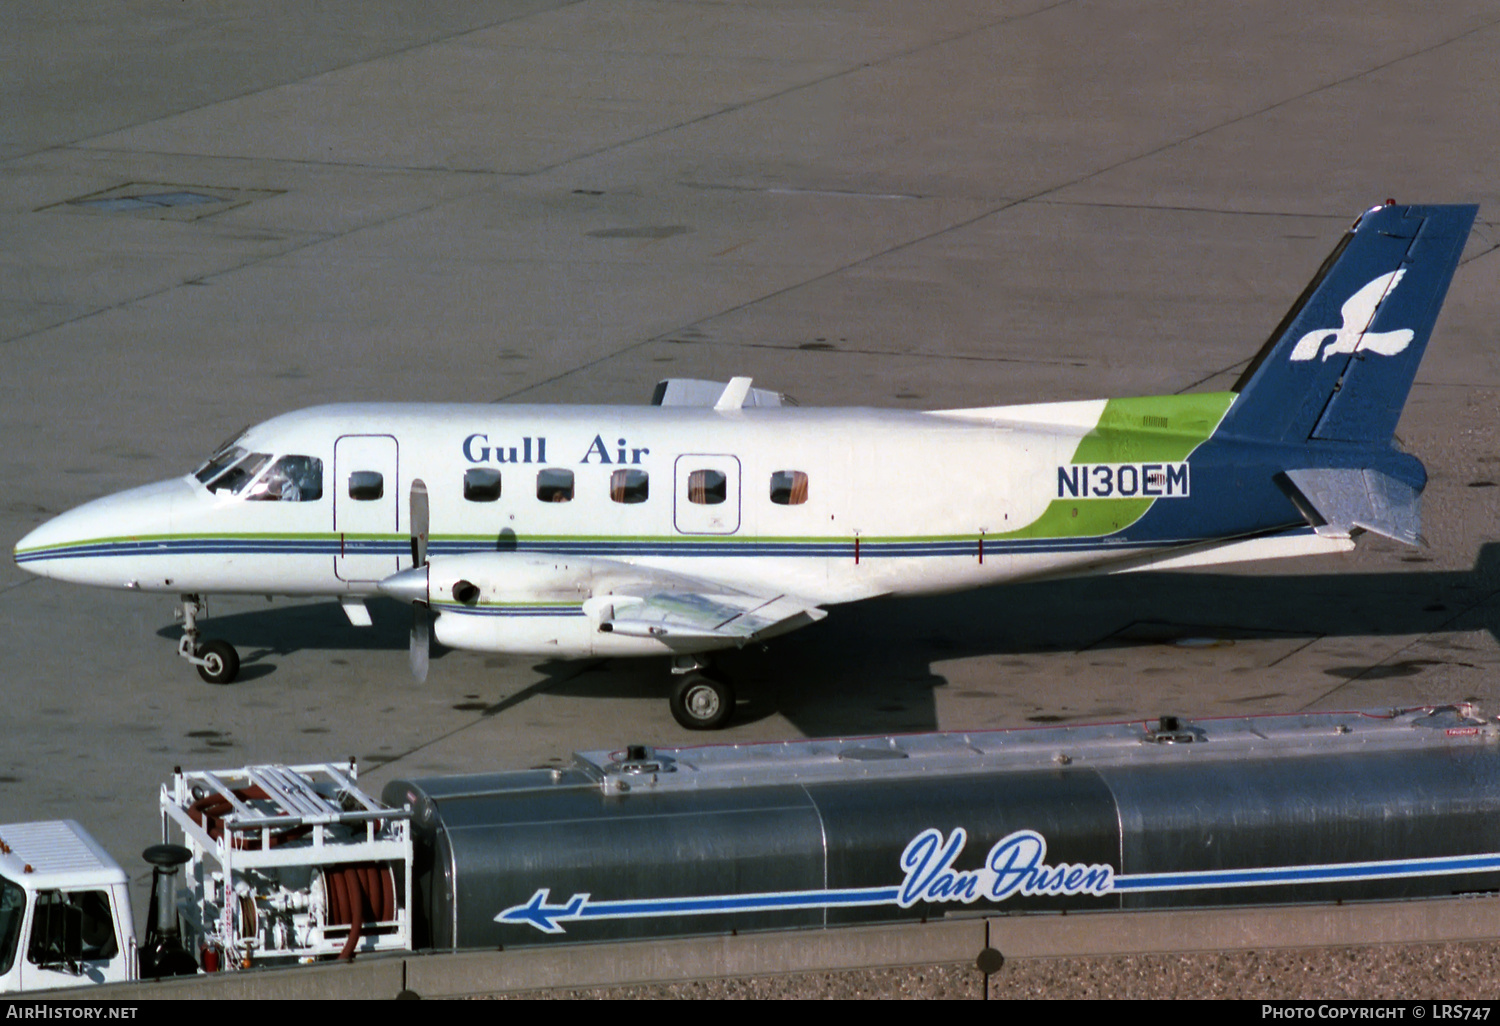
[5, 703, 1500, 992]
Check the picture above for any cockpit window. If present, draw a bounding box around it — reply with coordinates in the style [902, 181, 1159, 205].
[246, 456, 324, 502]
[204, 452, 272, 495]
[194, 446, 247, 486]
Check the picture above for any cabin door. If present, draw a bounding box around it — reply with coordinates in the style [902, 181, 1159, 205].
[333, 434, 401, 582]
[673, 454, 741, 535]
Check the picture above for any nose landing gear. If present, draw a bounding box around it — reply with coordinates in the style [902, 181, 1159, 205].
[176, 595, 241, 685]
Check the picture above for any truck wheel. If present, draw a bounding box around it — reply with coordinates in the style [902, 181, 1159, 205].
[670, 673, 734, 730]
[196, 640, 240, 685]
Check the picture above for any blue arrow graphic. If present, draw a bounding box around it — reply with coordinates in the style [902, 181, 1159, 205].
[496, 885, 901, 934]
[494, 848, 1500, 935]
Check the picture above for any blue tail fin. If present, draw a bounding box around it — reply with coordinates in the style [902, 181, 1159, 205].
[1221, 202, 1476, 445]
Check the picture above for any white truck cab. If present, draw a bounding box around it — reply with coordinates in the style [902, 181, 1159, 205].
[0, 762, 413, 994]
[0, 821, 135, 993]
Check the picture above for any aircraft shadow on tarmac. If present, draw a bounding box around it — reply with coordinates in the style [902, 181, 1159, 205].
[155, 543, 1500, 737]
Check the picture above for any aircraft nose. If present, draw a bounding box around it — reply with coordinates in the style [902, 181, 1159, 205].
[14, 477, 191, 585]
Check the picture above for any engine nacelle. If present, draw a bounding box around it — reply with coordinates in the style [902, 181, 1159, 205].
[386, 552, 729, 657]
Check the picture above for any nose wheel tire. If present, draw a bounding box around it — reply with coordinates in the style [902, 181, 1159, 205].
[670, 673, 734, 731]
[195, 640, 240, 685]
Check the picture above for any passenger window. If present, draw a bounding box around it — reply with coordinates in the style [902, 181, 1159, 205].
[610, 469, 649, 504]
[348, 471, 384, 501]
[464, 468, 502, 502]
[688, 469, 727, 505]
[770, 470, 809, 505]
[246, 455, 323, 502]
[537, 468, 574, 503]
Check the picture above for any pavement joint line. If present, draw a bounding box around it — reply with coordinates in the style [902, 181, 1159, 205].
[1299, 582, 1500, 712]
[57, 143, 530, 179]
[1174, 359, 1252, 395]
[12, 5, 1498, 398]
[520, 0, 1080, 179]
[1411, 382, 1500, 390]
[0, 176, 505, 350]
[1031, 198, 1351, 221]
[3, 0, 599, 167]
[25, 0, 1074, 182]
[0, 1, 1075, 355]
[1025, 13, 1500, 209]
[1460, 241, 1500, 268]
[369, 658, 605, 774]
[676, 339, 1093, 368]
[499, 14, 1500, 401]
[1263, 636, 1324, 670]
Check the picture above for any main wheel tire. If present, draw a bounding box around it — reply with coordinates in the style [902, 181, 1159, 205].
[670, 673, 734, 730]
[195, 640, 240, 685]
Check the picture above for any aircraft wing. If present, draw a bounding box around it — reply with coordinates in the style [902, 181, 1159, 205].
[593, 588, 827, 645]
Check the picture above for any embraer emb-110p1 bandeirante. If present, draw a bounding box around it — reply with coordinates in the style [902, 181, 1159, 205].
[13, 202, 1477, 729]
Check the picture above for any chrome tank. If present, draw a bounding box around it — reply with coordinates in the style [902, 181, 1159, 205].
[381, 705, 1500, 949]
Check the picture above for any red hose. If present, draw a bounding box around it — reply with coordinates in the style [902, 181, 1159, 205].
[324, 863, 395, 961]
[336, 868, 362, 961]
[187, 786, 311, 850]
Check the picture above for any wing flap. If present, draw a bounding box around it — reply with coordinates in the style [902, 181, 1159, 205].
[597, 591, 826, 644]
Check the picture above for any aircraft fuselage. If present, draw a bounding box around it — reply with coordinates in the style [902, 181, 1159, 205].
[15, 393, 1359, 657]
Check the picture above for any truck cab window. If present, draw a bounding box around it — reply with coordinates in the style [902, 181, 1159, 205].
[74, 892, 118, 960]
[610, 469, 648, 504]
[246, 456, 324, 502]
[0, 879, 22, 976]
[537, 468, 573, 503]
[27, 890, 118, 968]
[464, 468, 502, 502]
[770, 470, 808, 505]
[687, 469, 726, 505]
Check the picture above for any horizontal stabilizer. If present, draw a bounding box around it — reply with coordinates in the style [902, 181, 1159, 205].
[1281, 468, 1422, 545]
[651, 378, 792, 408]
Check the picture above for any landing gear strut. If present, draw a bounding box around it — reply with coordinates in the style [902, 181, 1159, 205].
[669, 656, 735, 731]
[176, 594, 240, 685]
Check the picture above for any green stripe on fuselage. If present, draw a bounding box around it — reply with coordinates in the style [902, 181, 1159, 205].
[998, 393, 1236, 540]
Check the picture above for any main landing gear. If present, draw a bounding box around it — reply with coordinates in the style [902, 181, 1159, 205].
[176, 594, 240, 685]
[669, 656, 735, 731]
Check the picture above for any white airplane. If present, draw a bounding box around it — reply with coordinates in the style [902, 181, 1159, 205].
[13, 202, 1477, 728]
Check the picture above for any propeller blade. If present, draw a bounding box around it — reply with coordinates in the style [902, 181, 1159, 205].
[410, 601, 430, 684]
[409, 478, 429, 567]
[408, 479, 430, 682]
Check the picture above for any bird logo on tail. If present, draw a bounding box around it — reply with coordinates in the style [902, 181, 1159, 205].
[1289, 270, 1414, 362]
